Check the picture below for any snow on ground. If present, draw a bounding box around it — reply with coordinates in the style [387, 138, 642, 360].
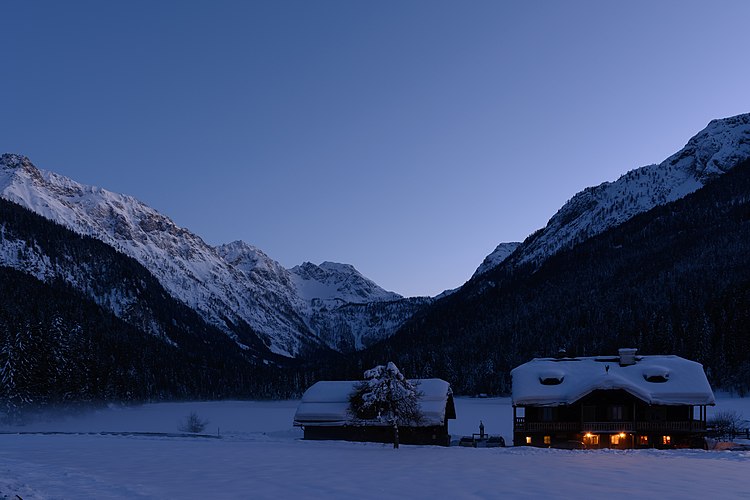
[0, 396, 748, 499]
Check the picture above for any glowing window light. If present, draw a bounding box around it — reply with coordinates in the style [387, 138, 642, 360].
[583, 433, 599, 445]
[544, 435, 551, 445]
[663, 435, 671, 445]
[526, 436, 532, 444]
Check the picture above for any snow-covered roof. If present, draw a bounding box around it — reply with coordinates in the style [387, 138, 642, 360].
[511, 354, 715, 407]
[294, 379, 455, 427]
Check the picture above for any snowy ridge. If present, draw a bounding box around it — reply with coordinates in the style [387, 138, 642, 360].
[472, 242, 521, 277]
[479, 113, 750, 274]
[0, 155, 414, 356]
[0, 154, 305, 354]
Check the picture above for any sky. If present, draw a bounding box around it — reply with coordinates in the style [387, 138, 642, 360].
[2, 1, 750, 297]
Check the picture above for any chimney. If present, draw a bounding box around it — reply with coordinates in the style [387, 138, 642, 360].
[618, 348, 638, 366]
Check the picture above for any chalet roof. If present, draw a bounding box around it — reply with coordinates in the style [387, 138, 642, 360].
[293, 378, 455, 427]
[511, 354, 715, 407]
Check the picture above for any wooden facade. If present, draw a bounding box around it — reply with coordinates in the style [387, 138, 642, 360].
[513, 389, 709, 449]
[302, 421, 453, 447]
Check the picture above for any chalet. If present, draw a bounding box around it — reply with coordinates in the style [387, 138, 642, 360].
[293, 378, 456, 446]
[512, 348, 715, 449]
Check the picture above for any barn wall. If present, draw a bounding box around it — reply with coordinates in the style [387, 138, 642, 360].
[303, 423, 450, 446]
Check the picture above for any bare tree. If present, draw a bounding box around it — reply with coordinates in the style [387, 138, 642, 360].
[709, 410, 744, 440]
[179, 411, 209, 433]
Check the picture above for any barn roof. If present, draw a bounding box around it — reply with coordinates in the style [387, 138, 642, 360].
[293, 378, 455, 427]
[511, 353, 715, 407]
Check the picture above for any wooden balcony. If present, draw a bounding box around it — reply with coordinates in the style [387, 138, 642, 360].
[514, 417, 706, 433]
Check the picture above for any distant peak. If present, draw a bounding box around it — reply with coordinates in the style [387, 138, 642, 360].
[319, 261, 357, 273]
[473, 242, 522, 277]
[706, 112, 750, 127]
[216, 240, 263, 254]
[1, 153, 38, 172]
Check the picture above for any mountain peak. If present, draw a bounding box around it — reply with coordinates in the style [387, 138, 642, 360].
[0, 153, 45, 185]
[1, 153, 33, 169]
[289, 260, 401, 303]
[473, 242, 521, 277]
[507, 112, 750, 269]
[667, 112, 750, 181]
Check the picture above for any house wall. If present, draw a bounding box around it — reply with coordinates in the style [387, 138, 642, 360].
[515, 389, 706, 449]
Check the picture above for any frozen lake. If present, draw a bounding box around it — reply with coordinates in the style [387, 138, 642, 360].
[0, 396, 748, 498]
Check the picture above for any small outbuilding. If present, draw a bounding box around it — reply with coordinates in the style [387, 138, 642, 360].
[294, 378, 456, 446]
[512, 348, 715, 449]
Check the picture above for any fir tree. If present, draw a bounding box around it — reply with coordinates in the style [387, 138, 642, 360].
[349, 362, 422, 448]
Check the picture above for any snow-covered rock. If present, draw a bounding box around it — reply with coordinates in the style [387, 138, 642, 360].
[472, 242, 521, 277]
[0, 154, 418, 356]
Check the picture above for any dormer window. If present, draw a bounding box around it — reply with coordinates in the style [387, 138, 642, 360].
[540, 376, 563, 385]
[538, 369, 565, 385]
[643, 366, 670, 383]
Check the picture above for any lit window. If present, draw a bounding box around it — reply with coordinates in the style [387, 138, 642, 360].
[526, 436, 532, 444]
[544, 435, 551, 445]
[611, 432, 626, 445]
[662, 435, 671, 445]
[639, 436, 649, 445]
[583, 433, 600, 446]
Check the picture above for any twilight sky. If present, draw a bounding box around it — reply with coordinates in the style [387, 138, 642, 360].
[2, 1, 750, 297]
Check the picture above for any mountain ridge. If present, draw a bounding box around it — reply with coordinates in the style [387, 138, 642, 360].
[0, 154, 418, 357]
[475, 113, 750, 275]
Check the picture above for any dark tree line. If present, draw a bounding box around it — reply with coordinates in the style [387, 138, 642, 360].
[0, 265, 315, 421]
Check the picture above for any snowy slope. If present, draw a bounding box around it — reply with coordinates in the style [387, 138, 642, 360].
[472, 242, 521, 277]
[0, 227, 174, 343]
[479, 113, 750, 274]
[0, 157, 416, 356]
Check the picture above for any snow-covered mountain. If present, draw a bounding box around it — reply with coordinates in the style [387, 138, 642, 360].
[213, 240, 421, 352]
[477, 113, 750, 275]
[0, 155, 419, 356]
[290, 261, 402, 304]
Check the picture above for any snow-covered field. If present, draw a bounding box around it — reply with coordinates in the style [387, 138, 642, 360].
[0, 396, 748, 499]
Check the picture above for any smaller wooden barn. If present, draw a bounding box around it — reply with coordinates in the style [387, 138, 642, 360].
[293, 379, 456, 446]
